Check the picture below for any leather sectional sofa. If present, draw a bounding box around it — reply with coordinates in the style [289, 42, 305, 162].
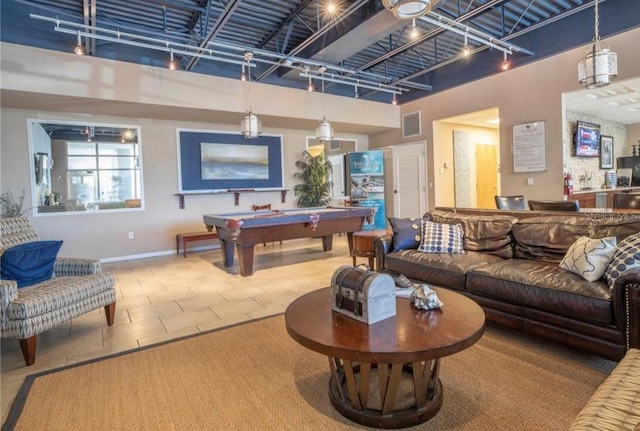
[374, 209, 640, 361]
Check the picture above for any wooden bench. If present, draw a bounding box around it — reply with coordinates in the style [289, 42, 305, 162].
[176, 231, 218, 258]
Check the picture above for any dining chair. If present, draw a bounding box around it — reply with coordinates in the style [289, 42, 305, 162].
[250, 204, 281, 245]
[612, 193, 640, 209]
[528, 200, 580, 211]
[494, 195, 525, 211]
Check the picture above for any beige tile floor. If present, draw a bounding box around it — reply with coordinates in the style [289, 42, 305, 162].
[0, 236, 356, 422]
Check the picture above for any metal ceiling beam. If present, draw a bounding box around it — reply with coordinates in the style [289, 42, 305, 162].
[256, 0, 314, 49]
[185, 0, 243, 71]
[255, 0, 370, 82]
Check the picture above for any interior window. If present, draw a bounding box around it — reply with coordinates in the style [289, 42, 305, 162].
[29, 120, 143, 215]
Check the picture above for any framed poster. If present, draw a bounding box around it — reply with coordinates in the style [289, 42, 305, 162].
[512, 121, 546, 173]
[600, 135, 614, 169]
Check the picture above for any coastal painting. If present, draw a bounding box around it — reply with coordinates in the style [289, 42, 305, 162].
[200, 142, 269, 180]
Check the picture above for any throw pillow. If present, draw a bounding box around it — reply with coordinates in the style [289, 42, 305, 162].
[0, 240, 63, 288]
[388, 217, 426, 252]
[605, 232, 640, 289]
[559, 236, 617, 282]
[418, 220, 464, 254]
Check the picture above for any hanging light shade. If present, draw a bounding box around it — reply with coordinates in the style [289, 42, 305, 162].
[382, 0, 439, 19]
[315, 117, 333, 143]
[577, 0, 617, 89]
[240, 110, 261, 139]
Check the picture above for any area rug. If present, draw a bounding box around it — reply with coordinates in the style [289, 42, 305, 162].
[2, 315, 614, 431]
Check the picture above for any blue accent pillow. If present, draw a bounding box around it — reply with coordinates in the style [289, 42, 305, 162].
[388, 217, 427, 252]
[1, 240, 63, 287]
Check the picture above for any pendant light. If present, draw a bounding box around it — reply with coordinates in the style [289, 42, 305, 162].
[577, 0, 617, 89]
[315, 66, 333, 143]
[240, 51, 262, 138]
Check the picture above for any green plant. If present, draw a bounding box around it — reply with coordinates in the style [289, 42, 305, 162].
[293, 150, 333, 208]
[1, 189, 28, 218]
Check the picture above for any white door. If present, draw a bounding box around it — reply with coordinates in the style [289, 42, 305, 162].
[328, 154, 345, 198]
[386, 142, 427, 219]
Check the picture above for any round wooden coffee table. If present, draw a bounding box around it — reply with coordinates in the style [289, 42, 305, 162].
[285, 287, 485, 429]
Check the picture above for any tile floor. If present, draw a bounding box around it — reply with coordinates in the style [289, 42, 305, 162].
[1, 236, 355, 422]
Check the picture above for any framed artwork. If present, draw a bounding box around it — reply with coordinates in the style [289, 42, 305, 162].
[600, 135, 613, 169]
[177, 129, 283, 192]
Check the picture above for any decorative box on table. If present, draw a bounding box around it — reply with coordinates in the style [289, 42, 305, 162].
[330, 265, 396, 324]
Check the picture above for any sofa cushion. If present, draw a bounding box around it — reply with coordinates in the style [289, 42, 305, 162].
[467, 259, 613, 325]
[559, 236, 617, 282]
[388, 217, 427, 252]
[428, 210, 518, 259]
[1, 240, 63, 287]
[605, 232, 640, 289]
[512, 216, 595, 263]
[418, 220, 464, 253]
[384, 249, 503, 291]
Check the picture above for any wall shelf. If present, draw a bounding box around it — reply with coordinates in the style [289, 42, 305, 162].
[175, 189, 289, 209]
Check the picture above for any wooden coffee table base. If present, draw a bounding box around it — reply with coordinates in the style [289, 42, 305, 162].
[327, 359, 443, 429]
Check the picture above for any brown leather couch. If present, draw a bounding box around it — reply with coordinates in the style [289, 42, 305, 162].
[374, 209, 640, 361]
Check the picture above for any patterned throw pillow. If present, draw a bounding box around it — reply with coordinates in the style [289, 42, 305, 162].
[418, 220, 464, 254]
[559, 236, 617, 282]
[388, 217, 426, 252]
[605, 232, 640, 289]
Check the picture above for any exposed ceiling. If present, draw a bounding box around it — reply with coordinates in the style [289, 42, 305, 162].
[2, 0, 639, 105]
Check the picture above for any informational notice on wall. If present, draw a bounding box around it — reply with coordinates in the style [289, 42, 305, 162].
[512, 121, 546, 173]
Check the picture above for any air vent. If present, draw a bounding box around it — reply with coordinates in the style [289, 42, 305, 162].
[402, 111, 421, 138]
[330, 140, 341, 151]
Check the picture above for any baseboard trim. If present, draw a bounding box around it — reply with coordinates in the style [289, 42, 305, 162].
[100, 244, 221, 263]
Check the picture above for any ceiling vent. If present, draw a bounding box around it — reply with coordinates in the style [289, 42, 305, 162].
[402, 111, 421, 138]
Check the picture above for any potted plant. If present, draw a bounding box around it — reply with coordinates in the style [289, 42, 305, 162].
[293, 150, 333, 208]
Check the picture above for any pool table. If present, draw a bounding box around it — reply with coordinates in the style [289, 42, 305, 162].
[203, 207, 373, 276]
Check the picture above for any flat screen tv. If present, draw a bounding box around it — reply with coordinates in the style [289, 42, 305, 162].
[575, 121, 600, 157]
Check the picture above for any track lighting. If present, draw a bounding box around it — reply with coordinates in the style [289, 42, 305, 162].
[409, 19, 419, 40]
[392, 94, 398, 105]
[461, 34, 470, 57]
[74, 31, 85, 55]
[240, 62, 247, 81]
[168, 49, 177, 70]
[501, 52, 511, 71]
[307, 76, 314, 92]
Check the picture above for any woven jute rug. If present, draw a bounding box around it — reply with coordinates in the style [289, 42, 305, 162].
[2, 315, 614, 431]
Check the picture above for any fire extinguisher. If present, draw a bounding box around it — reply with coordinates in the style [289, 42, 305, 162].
[564, 172, 573, 197]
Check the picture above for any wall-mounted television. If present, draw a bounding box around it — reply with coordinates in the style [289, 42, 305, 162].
[574, 121, 600, 157]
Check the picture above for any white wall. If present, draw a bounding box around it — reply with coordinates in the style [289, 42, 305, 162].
[370, 27, 640, 207]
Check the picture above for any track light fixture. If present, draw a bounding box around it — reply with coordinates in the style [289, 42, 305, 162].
[501, 52, 511, 71]
[74, 31, 85, 55]
[409, 19, 419, 40]
[461, 33, 470, 57]
[578, 0, 617, 89]
[392, 94, 398, 105]
[168, 49, 177, 70]
[240, 62, 247, 81]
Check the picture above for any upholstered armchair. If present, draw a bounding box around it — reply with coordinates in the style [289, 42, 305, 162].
[0, 217, 116, 366]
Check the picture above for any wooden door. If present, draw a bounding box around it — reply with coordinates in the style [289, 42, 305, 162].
[475, 143, 497, 209]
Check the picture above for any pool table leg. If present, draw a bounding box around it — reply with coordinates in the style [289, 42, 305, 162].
[321, 235, 334, 251]
[236, 244, 256, 277]
[220, 239, 235, 267]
